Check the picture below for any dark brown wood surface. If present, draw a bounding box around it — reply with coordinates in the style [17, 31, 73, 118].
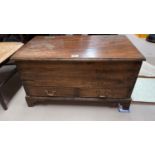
[12, 35, 145, 61]
[26, 96, 131, 108]
[16, 61, 141, 99]
[13, 35, 145, 110]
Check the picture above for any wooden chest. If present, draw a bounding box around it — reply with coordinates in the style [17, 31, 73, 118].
[12, 35, 145, 110]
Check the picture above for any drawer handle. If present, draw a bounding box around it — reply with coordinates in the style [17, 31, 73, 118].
[45, 90, 56, 96]
[99, 95, 107, 98]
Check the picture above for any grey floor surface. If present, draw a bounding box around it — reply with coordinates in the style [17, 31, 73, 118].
[0, 34, 155, 121]
[0, 87, 155, 121]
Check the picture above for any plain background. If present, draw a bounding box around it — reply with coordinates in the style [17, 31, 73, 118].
[0, 0, 155, 155]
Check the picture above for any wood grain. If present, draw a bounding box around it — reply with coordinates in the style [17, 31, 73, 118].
[12, 35, 145, 61]
[26, 96, 131, 108]
[13, 35, 145, 109]
[17, 61, 142, 99]
[0, 42, 23, 64]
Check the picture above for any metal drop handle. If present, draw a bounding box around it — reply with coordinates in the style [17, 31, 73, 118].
[45, 90, 56, 96]
[99, 95, 107, 98]
[99, 90, 107, 98]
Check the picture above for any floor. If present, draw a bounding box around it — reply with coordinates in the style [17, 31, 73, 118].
[0, 34, 155, 121]
[126, 34, 155, 65]
[1, 87, 155, 121]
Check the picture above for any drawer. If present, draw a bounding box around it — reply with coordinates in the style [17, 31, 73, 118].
[24, 86, 130, 99]
[79, 88, 130, 98]
[25, 86, 77, 97]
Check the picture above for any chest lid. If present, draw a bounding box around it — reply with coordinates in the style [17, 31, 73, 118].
[12, 35, 145, 61]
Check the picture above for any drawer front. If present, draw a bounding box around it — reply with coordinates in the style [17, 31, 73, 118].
[24, 86, 130, 99]
[79, 88, 130, 98]
[25, 86, 77, 97]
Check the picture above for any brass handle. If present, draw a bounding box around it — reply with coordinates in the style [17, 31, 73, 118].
[45, 90, 56, 96]
[99, 89, 107, 98]
[99, 95, 107, 98]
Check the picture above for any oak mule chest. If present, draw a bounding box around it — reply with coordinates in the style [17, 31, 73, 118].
[12, 35, 145, 111]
